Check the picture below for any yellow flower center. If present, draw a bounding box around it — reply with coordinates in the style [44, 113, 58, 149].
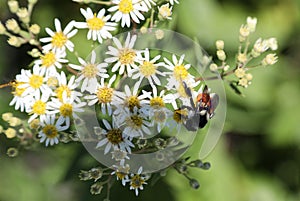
[41, 52, 56, 67]
[119, 0, 133, 14]
[130, 174, 145, 189]
[119, 49, 136, 65]
[47, 76, 58, 88]
[140, 61, 156, 77]
[32, 100, 46, 115]
[127, 115, 143, 129]
[127, 96, 140, 111]
[52, 32, 67, 48]
[173, 65, 188, 81]
[97, 87, 114, 103]
[82, 64, 98, 78]
[42, 125, 58, 139]
[150, 97, 165, 107]
[106, 128, 123, 145]
[29, 75, 43, 89]
[60, 103, 73, 117]
[87, 14, 105, 30]
[55, 85, 71, 102]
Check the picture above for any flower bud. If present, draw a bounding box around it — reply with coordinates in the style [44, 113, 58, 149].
[189, 179, 200, 189]
[158, 4, 172, 20]
[7, 36, 22, 47]
[140, 26, 147, 34]
[215, 40, 224, 50]
[9, 117, 22, 127]
[217, 50, 226, 61]
[267, 37, 278, 51]
[234, 68, 246, 78]
[262, 53, 278, 66]
[17, 8, 30, 24]
[155, 29, 164, 40]
[239, 25, 250, 38]
[246, 16, 257, 32]
[5, 128, 17, 138]
[89, 167, 103, 182]
[237, 53, 247, 64]
[6, 19, 21, 33]
[8, 0, 19, 13]
[2, 112, 13, 121]
[79, 170, 92, 181]
[223, 64, 230, 71]
[7, 147, 19, 157]
[28, 0, 38, 4]
[209, 63, 218, 72]
[0, 22, 6, 34]
[201, 162, 211, 170]
[90, 182, 103, 195]
[29, 24, 40, 34]
[28, 48, 41, 58]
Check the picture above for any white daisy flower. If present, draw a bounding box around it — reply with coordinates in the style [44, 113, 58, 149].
[48, 93, 86, 128]
[116, 107, 152, 138]
[9, 81, 34, 112]
[26, 92, 51, 123]
[53, 71, 82, 103]
[40, 18, 78, 53]
[34, 50, 68, 77]
[96, 119, 134, 154]
[74, 7, 117, 43]
[113, 83, 149, 113]
[111, 160, 130, 186]
[38, 114, 69, 146]
[69, 50, 109, 93]
[131, 48, 165, 89]
[105, 33, 140, 76]
[16, 65, 52, 98]
[163, 54, 194, 90]
[84, 75, 120, 115]
[127, 167, 147, 196]
[108, 0, 147, 27]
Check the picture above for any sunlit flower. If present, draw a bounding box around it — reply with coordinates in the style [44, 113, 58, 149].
[262, 53, 278, 66]
[16, 65, 52, 98]
[53, 71, 82, 102]
[38, 114, 69, 146]
[158, 3, 173, 20]
[105, 33, 140, 76]
[69, 50, 109, 93]
[74, 7, 117, 43]
[113, 84, 149, 113]
[131, 48, 165, 89]
[108, 0, 147, 27]
[127, 167, 147, 196]
[40, 18, 78, 53]
[48, 93, 86, 128]
[26, 93, 50, 123]
[116, 107, 152, 138]
[84, 75, 120, 115]
[9, 81, 33, 112]
[163, 54, 194, 90]
[96, 119, 134, 154]
[34, 50, 68, 77]
[111, 160, 130, 186]
[246, 16, 257, 32]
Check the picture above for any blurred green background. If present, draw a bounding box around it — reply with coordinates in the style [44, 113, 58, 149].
[0, 0, 300, 200]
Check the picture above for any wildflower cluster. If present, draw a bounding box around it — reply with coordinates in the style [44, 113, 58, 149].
[0, 0, 278, 199]
[208, 17, 278, 94]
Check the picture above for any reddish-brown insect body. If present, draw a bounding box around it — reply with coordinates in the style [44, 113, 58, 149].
[197, 85, 211, 107]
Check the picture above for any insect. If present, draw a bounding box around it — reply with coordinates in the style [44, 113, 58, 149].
[175, 82, 219, 132]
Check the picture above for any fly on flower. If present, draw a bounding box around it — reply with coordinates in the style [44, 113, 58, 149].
[175, 82, 219, 131]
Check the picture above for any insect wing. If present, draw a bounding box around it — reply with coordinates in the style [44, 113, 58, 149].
[209, 93, 219, 118]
